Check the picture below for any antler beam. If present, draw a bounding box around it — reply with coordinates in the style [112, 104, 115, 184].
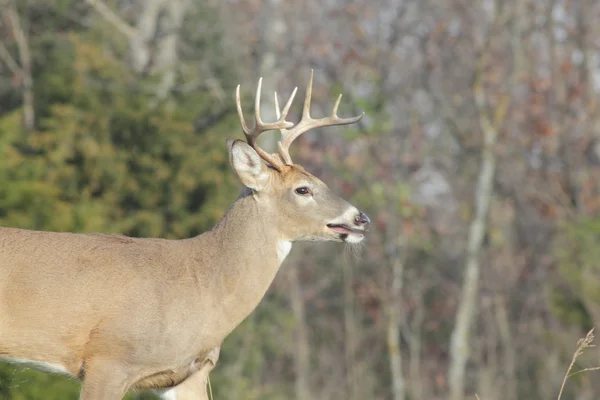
[235, 78, 297, 170]
[275, 70, 364, 164]
[236, 71, 364, 168]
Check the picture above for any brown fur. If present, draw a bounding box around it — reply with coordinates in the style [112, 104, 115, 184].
[0, 141, 367, 399]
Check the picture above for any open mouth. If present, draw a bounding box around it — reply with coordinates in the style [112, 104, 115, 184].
[327, 223, 365, 237]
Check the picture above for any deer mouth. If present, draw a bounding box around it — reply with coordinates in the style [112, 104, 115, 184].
[327, 223, 365, 237]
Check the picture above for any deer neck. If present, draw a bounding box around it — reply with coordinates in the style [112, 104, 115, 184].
[190, 190, 290, 335]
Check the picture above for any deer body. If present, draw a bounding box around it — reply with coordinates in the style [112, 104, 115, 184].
[0, 191, 289, 383]
[0, 72, 369, 399]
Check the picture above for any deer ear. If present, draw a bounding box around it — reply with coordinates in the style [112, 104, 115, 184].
[227, 140, 270, 191]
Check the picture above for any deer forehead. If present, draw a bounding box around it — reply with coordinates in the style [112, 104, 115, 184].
[277, 165, 326, 187]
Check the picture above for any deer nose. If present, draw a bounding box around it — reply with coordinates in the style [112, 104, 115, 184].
[354, 210, 371, 230]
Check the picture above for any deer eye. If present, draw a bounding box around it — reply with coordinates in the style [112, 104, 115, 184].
[294, 187, 312, 196]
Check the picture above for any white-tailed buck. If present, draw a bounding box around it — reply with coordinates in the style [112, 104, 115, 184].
[0, 71, 369, 399]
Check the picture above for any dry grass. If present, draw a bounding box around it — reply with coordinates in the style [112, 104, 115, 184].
[557, 328, 600, 400]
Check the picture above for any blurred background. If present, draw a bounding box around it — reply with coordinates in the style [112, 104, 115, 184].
[0, 0, 599, 399]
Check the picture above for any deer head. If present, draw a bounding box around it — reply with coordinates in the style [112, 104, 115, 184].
[229, 71, 370, 244]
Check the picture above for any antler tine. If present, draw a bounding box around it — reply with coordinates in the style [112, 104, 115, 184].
[235, 84, 251, 135]
[248, 77, 296, 141]
[253, 77, 265, 129]
[274, 89, 299, 165]
[235, 78, 297, 169]
[302, 69, 315, 119]
[278, 70, 365, 164]
[278, 87, 297, 121]
[274, 92, 280, 119]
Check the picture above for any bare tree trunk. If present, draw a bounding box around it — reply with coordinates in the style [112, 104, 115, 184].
[448, 33, 509, 399]
[287, 264, 311, 400]
[151, 0, 188, 106]
[511, 0, 527, 81]
[494, 295, 516, 399]
[448, 94, 502, 399]
[383, 131, 407, 400]
[342, 259, 359, 400]
[4, 3, 34, 131]
[386, 244, 405, 400]
[86, 0, 188, 102]
[448, 125, 496, 399]
[128, 0, 163, 74]
[408, 285, 425, 400]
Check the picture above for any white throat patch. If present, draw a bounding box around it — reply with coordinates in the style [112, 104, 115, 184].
[277, 241, 292, 264]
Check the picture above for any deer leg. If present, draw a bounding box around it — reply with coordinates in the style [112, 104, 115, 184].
[79, 359, 132, 400]
[158, 347, 220, 400]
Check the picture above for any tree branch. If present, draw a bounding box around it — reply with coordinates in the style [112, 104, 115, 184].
[85, 0, 136, 39]
[0, 41, 20, 74]
[5, 4, 34, 131]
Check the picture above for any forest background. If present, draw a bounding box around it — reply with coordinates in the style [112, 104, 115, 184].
[1, 0, 600, 399]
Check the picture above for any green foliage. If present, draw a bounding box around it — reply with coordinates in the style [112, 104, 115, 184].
[0, 12, 239, 236]
[0, 1, 242, 397]
[0, 367, 81, 400]
[552, 217, 600, 328]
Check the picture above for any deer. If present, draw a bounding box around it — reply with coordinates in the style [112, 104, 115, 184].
[0, 71, 370, 400]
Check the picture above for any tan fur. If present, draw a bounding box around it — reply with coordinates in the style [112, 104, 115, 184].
[0, 148, 368, 399]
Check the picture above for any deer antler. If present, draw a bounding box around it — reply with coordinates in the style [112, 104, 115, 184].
[236, 71, 364, 168]
[274, 70, 364, 164]
[236, 78, 297, 170]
